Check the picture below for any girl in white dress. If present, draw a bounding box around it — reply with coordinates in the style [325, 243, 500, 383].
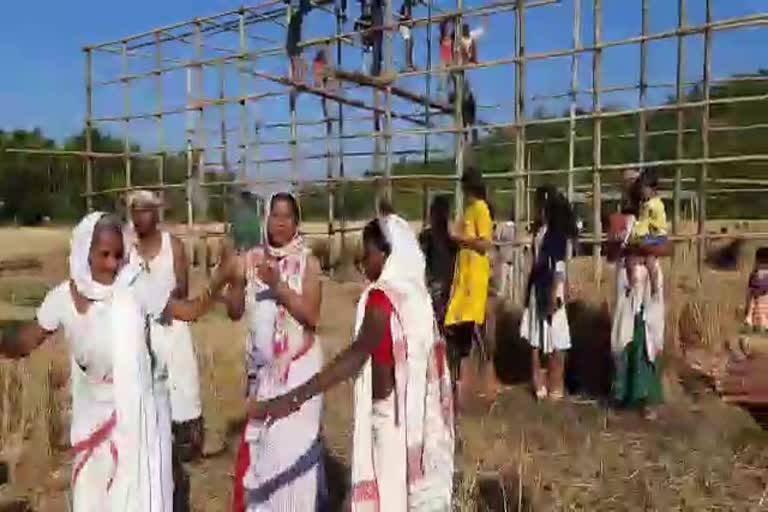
[0, 212, 231, 511]
[520, 187, 578, 401]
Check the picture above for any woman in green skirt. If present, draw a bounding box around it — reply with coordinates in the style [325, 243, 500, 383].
[609, 175, 666, 419]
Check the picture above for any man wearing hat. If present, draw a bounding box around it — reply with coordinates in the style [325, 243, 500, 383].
[126, 190, 203, 512]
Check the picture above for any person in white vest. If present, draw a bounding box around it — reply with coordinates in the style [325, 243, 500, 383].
[126, 190, 204, 511]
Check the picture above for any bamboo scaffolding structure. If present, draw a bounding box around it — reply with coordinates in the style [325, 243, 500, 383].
[34, 0, 768, 287]
[87, 11, 768, 90]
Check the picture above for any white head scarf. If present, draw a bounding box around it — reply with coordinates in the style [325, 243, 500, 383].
[264, 191, 305, 259]
[69, 211, 139, 301]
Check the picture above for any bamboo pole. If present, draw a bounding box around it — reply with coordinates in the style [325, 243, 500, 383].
[425, 0, 434, 164]
[567, 0, 580, 203]
[195, 20, 208, 222]
[638, 0, 648, 166]
[698, 0, 712, 278]
[453, 0, 465, 221]
[592, 0, 603, 286]
[673, 0, 686, 257]
[122, 42, 133, 189]
[85, 48, 94, 212]
[238, 10, 249, 182]
[155, 31, 166, 221]
[336, 2, 347, 261]
[513, 0, 526, 303]
[384, 0, 394, 200]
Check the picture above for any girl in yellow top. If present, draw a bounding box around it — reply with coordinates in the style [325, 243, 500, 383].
[626, 169, 668, 297]
[445, 169, 493, 404]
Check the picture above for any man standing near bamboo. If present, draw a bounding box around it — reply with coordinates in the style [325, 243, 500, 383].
[126, 190, 204, 512]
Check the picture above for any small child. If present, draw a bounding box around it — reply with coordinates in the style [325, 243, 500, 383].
[744, 247, 768, 332]
[626, 169, 667, 297]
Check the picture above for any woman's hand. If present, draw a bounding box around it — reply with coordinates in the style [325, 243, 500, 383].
[257, 258, 281, 289]
[246, 394, 300, 423]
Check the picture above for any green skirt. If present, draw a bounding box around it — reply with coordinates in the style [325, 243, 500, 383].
[612, 311, 664, 407]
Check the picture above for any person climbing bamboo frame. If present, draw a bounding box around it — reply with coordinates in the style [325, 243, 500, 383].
[399, 0, 415, 72]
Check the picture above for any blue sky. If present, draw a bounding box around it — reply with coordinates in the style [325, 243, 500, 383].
[1, 0, 765, 181]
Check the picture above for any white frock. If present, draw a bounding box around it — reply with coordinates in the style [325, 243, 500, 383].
[519, 227, 571, 354]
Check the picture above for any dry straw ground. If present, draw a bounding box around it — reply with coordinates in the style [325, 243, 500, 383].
[0, 222, 767, 511]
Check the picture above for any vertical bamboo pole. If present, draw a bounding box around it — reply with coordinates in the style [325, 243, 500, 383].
[383, 0, 394, 201]
[567, 0, 581, 204]
[638, 0, 648, 166]
[122, 42, 132, 189]
[194, 20, 207, 222]
[217, 61, 229, 174]
[424, 0, 433, 164]
[154, 32, 166, 222]
[453, 0, 465, 221]
[591, 0, 603, 286]
[513, 0, 526, 303]
[698, 0, 711, 278]
[238, 10, 249, 183]
[84, 47, 94, 212]
[185, 67, 195, 270]
[336, 4, 347, 262]
[673, 0, 686, 258]
[324, 41, 335, 256]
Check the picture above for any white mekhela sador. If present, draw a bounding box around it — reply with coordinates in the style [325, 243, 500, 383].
[128, 229, 202, 423]
[350, 214, 454, 512]
[611, 259, 665, 363]
[234, 193, 325, 512]
[36, 212, 173, 512]
[610, 215, 665, 363]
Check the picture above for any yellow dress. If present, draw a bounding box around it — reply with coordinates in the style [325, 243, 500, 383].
[445, 199, 492, 326]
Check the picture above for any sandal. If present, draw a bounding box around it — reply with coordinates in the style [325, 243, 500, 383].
[535, 386, 548, 401]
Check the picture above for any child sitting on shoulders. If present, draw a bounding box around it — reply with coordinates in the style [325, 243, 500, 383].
[744, 247, 768, 332]
[626, 169, 667, 297]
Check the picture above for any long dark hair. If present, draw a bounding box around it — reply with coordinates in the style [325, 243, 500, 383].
[429, 195, 451, 237]
[534, 185, 577, 239]
[363, 218, 391, 255]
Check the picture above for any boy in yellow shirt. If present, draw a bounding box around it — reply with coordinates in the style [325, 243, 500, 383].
[626, 169, 667, 297]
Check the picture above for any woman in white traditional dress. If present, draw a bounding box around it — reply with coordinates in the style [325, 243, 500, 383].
[226, 192, 325, 512]
[609, 170, 666, 419]
[0, 212, 230, 511]
[520, 186, 578, 401]
[250, 212, 455, 511]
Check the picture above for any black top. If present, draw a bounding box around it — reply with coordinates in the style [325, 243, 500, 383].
[286, 10, 304, 56]
[419, 228, 457, 289]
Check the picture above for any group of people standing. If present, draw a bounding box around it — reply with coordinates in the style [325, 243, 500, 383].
[0, 163, 673, 510]
[0, 188, 457, 511]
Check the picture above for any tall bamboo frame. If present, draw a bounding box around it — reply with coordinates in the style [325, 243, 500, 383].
[8, 0, 768, 293]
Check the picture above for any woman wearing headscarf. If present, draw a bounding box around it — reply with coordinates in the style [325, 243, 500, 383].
[0, 212, 231, 511]
[248, 211, 454, 511]
[520, 186, 578, 400]
[226, 192, 325, 512]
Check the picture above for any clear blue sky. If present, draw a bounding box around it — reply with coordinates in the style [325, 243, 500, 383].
[1, 0, 765, 180]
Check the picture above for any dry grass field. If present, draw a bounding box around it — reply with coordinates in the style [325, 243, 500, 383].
[1, 222, 768, 511]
